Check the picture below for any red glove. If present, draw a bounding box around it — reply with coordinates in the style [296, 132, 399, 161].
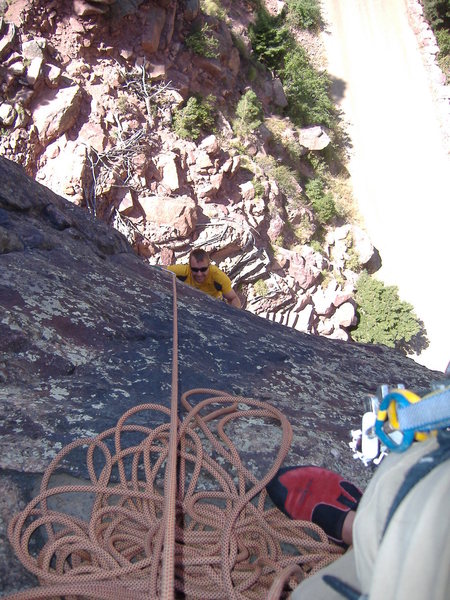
[267, 465, 362, 543]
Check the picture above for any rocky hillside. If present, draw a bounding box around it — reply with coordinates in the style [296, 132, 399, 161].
[0, 0, 384, 344]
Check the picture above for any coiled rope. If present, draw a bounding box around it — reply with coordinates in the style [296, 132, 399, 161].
[6, 274, 343, 599]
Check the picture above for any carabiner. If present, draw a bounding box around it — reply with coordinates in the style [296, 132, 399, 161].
[375, 390, 421, 452]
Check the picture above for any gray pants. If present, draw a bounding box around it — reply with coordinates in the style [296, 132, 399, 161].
[291, 436, 450, 600]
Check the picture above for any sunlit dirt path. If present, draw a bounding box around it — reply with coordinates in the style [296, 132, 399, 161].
[320, 0, 449, 372]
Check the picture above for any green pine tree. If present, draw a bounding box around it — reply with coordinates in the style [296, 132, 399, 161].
[352, 272, 421, 351]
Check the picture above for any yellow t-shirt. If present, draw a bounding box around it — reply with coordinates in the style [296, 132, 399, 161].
[167, 264, 232, 299]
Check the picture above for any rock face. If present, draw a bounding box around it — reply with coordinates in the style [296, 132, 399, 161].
[0, 0, 384, 345]
[0, 156, 441, 595]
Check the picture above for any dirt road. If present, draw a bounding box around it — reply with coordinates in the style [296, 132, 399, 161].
[320, 0, 449, 373]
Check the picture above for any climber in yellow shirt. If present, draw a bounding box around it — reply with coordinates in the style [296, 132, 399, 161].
[167, 249, 241, 308]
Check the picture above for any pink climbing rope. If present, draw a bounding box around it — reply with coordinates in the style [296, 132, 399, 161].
[161, 273, 180, 600]
[5, 274, 343, 599]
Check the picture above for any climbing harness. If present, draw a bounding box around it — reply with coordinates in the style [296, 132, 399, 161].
[5, 273, 341, 600]
[349, 376, 450, 466]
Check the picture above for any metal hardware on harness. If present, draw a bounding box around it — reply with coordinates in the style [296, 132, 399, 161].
[351, 377, 449, 465]
[349, 384, 405, 466]
[375, 389, 426, 452]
